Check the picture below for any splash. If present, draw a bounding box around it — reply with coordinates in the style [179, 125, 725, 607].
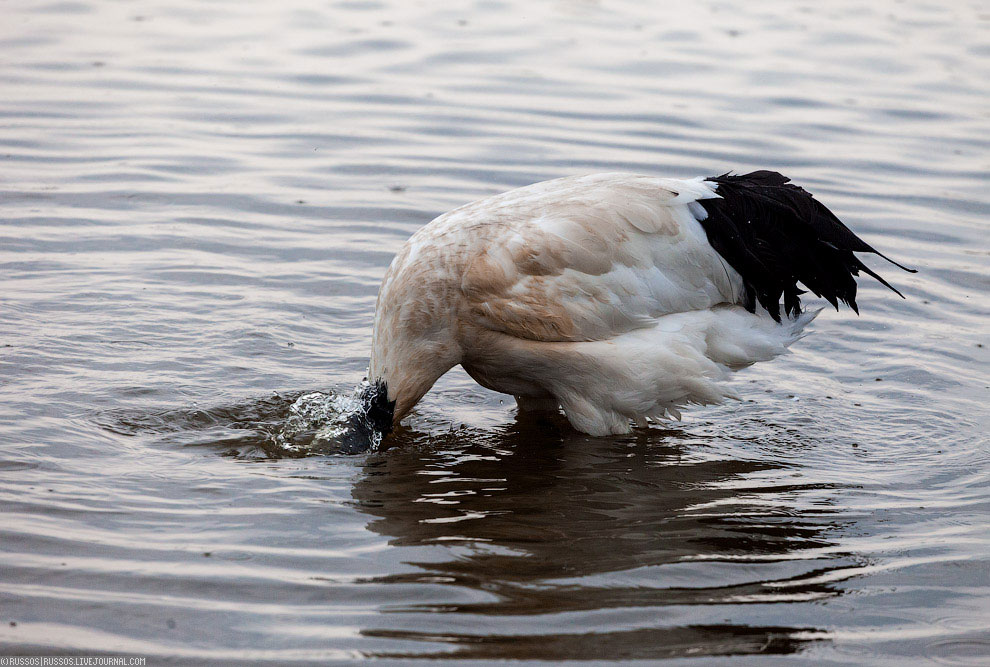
[274, 382, 383, 454]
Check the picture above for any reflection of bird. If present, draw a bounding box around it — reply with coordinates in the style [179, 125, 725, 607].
[351, 171, 913, 449]
[350, 424, 841, 659]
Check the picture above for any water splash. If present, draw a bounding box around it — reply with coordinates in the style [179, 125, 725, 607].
[274, 382, 383, 454]
[97, 383, 382, 458]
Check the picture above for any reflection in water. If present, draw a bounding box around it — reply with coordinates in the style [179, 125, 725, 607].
[350, 417, 849, 660]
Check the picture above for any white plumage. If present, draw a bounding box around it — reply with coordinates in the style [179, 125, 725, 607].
[351, 171, 909, 444]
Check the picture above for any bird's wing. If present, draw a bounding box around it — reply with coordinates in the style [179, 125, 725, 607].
[451, 173, 744, 342]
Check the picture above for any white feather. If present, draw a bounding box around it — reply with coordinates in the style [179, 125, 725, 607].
[465, 306, 820, 436]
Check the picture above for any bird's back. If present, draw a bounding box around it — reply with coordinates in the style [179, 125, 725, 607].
[399, 172, 745, 343]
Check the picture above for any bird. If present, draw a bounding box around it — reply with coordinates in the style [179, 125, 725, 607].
[338, 170, 914, 452]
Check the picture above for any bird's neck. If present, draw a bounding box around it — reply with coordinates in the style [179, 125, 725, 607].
[367, 339, 459, 428]
[367, 303, 461, 428]
[367, 235, 464, 429]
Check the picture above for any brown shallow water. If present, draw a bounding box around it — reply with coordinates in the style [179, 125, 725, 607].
[1, 0, 988, 664]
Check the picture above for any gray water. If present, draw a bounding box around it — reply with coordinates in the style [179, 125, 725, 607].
[1, 0, 988, 663]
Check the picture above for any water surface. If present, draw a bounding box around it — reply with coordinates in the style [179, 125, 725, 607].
[1, 0, 988, 663]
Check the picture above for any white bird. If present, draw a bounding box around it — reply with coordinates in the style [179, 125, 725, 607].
[341, 171, 912, 451]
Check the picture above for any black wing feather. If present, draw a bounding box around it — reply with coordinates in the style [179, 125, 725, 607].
[697, 170, 915, 322]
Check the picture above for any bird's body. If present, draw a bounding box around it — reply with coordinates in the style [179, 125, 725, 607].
[354, 171, 911, 445]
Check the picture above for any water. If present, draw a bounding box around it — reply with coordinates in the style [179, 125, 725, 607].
[1, 0, 988, 663]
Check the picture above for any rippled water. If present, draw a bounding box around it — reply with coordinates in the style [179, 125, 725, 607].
[2, 0, 988, 663]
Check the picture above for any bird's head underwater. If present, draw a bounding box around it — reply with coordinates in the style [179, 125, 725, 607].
[335, 379, 395, 454]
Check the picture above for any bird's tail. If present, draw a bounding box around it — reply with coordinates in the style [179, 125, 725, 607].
[697, 170, 915, 321]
